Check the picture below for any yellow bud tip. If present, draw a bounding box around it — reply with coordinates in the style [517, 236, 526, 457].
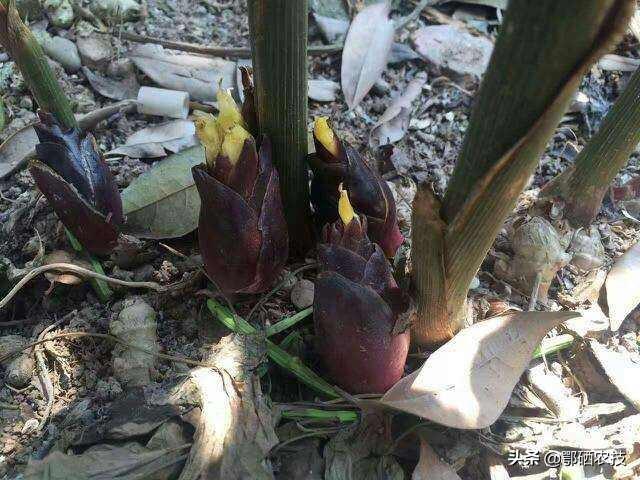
[338, 185, 355, 226]
[222, 124, 252, 164]
[194, 114, 222, 168]
[216, 88, 244, 133]
[314, 117, 339, 157]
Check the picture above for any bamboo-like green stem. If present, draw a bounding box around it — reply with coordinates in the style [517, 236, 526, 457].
[0, 0, 76, 129]
[411, 0, 634, 345]
[248, 0, 314, 255]
[542, 67, 640, 226]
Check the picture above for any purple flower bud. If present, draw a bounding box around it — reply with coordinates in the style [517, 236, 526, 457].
[310, 118, 404, 257]
[193, 136, 288, 294]
[31, 112, 123, 255]
[314, 213, 409, 394]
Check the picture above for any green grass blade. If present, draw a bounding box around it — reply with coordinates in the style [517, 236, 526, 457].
[280, 407, 357, 423]
[533, 334, 574, 359]
[266, 307, 313, 337]
[207, 299, 339, 398]
[279, 330, 302, 351]
[65, 228, 112, 302]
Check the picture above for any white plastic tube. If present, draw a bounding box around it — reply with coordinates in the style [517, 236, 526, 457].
[137, 87, 190, 119]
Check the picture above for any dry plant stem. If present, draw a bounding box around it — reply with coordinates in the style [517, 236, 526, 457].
[248, 0, 314, 254]
[410, 0, 634, 345]
[0, 263, 164, 311]
[543, 67, 640, 226]
[114, 30, 343, 57]
[0, 0, 76, 129]
[34, 314, 70, 430]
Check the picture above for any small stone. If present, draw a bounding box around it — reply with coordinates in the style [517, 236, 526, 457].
[133, 264, 155, 282]
[43, 0, 74, 29]
[291, 279, 314, 310]
[77, 33, 113, 71]
[41, 36, 81, 73]
[0, 335, 34, 388]
[90, 0, 141, 22]
[21, 418, 39, 435]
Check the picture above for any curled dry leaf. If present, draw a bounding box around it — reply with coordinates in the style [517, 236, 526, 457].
[0, 124, 38, 180]
[129, 44, 235, 102]
[587, 340, 640, 411]
[412, 438, 461, 480]
[107, 120, 197, 159]
[380, 311, 580, 429]
[82, 67, 139, 101]
[341, 1, 395, 109]
[24, 444, 188, 480]
[600, 241, 640, 331]
[121, 146, 203, 239]
[370, 76, 426, 148]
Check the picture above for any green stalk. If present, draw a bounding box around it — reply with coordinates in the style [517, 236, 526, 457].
[0, 0, 76, 129]
[532, 334, 574, 359]
[280, 407, 358, 423]
[411, 0, 634, 345]
[266, 307, 313, 337]
[207, 299, 339, 398]
[248, 0, 314, 254]
[542, 67, 640, 226]
[65, 229, 113, 303]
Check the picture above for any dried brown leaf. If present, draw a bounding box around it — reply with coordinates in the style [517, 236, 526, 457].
[0, 124, 38, 180]
[370, 76, 426, 148]
[341, 2, 394, 109]
[381, 311, 579, 429]
[129, 44, 235, 102]
[82, 67, 139, 101]
[588, 340, 640, 411]
[108, 120, 197, 159]
[412, 439, 461, 480]
[601, 241, 640, 331]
